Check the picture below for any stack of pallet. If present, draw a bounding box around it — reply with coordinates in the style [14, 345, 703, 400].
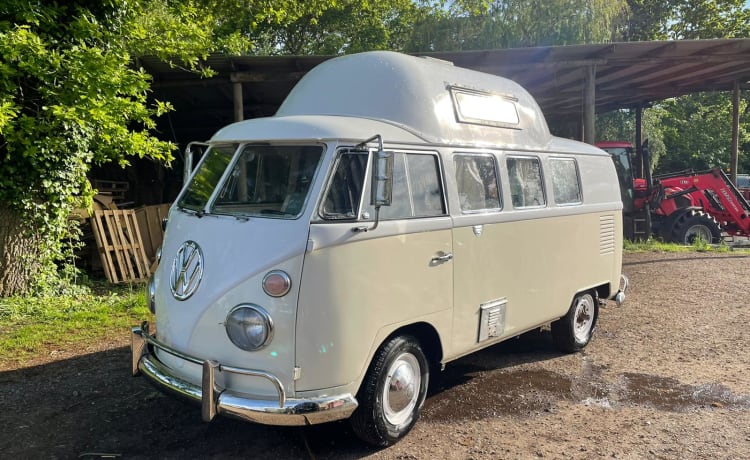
[90, 209, 151, 284]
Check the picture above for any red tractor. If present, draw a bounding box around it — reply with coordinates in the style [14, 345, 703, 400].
[596, 141, 750, 244]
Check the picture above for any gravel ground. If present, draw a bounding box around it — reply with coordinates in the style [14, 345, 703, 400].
[0, 251, 748, 459]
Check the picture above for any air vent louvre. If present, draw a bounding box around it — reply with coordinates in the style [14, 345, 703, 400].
[600, 214, 615, 255]
[478, 298, 507, 342]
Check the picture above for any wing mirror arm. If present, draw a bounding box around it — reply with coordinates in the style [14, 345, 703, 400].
[352, 135, 393, 233]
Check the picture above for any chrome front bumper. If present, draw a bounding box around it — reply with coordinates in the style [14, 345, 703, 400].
[131, 322, 358, 426]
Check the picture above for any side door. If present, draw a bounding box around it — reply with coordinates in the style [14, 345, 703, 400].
[451, 153, 564, 359]
[295, 149, 453, 392]
[449, 152, 512, 357]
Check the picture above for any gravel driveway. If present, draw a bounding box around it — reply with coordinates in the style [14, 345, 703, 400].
[1, 251, 748, 459]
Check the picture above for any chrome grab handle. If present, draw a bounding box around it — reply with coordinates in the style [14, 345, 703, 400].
[431, 252, 453, 264]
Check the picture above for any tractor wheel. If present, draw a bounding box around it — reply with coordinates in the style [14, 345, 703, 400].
[350, 335, 429, 447]
[551, 292, 598, 353]
[669, 210, 722, 244]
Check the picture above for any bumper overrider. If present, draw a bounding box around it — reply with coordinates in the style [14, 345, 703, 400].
[131, 321, 358, 426]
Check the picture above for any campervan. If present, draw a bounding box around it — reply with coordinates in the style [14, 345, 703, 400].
[131, 51, 627, 446]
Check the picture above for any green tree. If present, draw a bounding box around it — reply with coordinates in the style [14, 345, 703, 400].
[0, 0, 234, 297]
[656, 93, 749, 174]
[249, 0, 426, 55]
[407, 0, 628, 51]
[669, 0, 750, 39]
[614, 0, 674, 41]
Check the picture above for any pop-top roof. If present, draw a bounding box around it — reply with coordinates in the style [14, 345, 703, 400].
[275, 51, 551, 148]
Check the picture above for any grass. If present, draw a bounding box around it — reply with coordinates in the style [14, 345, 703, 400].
[624, 237, 735, 253]
[0, 284, 151, 368]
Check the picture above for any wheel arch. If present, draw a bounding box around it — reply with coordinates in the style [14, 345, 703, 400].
[593, 283, 609, 302]
[383, 322, 444, 370]
[357, 321, 444, 395]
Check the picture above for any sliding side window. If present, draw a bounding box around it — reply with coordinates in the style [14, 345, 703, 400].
[454, 154, 501, 213]
[378, 152, 446, 220]
[507, 156, 545, 208]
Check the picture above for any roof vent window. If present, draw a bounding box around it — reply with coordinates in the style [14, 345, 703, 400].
[450, 86, 520, 128]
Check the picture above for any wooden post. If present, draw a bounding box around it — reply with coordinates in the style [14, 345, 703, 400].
[731, 80, 740, 185]
[584, 65, 596, 145]
[635, 105, 643, 179]
[233, 82, 244, 122]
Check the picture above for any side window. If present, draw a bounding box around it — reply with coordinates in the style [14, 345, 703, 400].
[379, 152, 446, 219]
[507, 156, 545, 208]
[408, 154, 445, 217]
[550, 158, 582, 205]
[321, 152, 368, 220]
[454, 154, 501, 212]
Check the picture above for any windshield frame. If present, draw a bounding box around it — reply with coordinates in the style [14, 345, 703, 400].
[176, 142, 241, 215]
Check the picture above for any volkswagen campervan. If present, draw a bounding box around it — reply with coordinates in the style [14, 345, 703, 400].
[131, 51, 627, 446]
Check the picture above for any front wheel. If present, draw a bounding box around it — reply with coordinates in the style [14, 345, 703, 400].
[350, 335, 429, 446]
[551, 292, 598, 353]
[670, 210, 722, 244]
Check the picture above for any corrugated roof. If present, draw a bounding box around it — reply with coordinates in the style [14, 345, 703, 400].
[141, 39, 750, 143]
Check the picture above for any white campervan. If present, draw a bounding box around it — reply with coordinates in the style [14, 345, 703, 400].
[131, 51, 627, 446]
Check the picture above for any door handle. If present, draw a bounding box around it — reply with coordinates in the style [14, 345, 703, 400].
[431, 252, 453, 264]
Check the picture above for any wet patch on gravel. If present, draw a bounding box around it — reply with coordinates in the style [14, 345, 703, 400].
[422, 365, 750, 422]
[618, 372, 750, 412]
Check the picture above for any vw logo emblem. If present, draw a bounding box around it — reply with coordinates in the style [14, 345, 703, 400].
[170, 240, 204, 300]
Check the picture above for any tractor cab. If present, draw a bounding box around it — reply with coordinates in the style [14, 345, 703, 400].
[596, 142, 636, 215]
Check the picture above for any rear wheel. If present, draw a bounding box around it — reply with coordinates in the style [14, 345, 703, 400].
[350, 335, 429, 447]
[670, 210, 722, 244]
[551, 292, 598, 353]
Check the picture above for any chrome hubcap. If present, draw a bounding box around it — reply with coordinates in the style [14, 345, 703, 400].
[573, 295, 595, 343]
[383, 352, 420, 426]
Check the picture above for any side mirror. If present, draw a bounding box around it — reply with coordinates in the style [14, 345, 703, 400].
[371, 149, 394, 207]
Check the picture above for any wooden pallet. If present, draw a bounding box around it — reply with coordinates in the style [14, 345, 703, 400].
[91, 210, 151, 284]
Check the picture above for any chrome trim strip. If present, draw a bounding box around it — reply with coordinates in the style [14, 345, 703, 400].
[131, 324, 358, 426]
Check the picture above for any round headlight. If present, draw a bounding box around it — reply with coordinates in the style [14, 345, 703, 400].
[262, 270, 291, 297]
[225, 305, 273, 351]
[147, 277, 156, 314]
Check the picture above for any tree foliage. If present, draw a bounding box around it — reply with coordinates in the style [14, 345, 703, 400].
[656, 93, 749, 174]
[406, 0, 628, 51]
[249, 0, 426, 55]
[0, 0, 226, 295]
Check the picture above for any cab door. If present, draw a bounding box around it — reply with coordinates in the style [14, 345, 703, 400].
[295, 149, 453, 392]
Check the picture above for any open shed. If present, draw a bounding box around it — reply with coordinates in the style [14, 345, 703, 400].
[115, 39, 750, 205]
[142, 39, 750, 143]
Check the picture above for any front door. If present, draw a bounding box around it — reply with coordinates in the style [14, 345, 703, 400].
[295, 149, 453, 392]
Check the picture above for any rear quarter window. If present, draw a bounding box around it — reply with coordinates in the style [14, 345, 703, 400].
[549, 158, 582, 205]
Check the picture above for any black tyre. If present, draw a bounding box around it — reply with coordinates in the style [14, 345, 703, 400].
[670, 210, 722, 244]
[350, 335, 429, 447]
[551, 292, 598, 353]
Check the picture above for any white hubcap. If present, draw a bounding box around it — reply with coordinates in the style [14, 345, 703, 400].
[573, 295, 595, 343]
